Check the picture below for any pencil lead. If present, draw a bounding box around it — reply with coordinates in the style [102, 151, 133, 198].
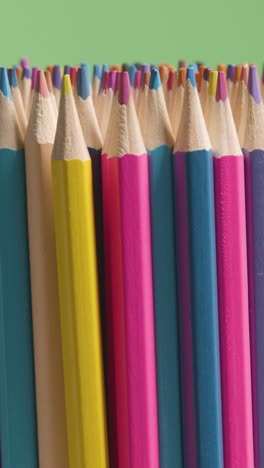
[167, 70, 174, 90]
[22, 66, 31, 79]
[216, 71, 228, 102]
[8, 68, 18, 88]
[149, 68, 161, 90]
[241, 64, 249, 85]
[218, 64, 226, 73]
[204, 67, 211, 82]
[20, 57, 30, 68]
[70, 66, 78, 89]
[44, 71, 53, 94]
[128, 64, 137, 86]
[134, 70, 142, 89]
[93, 64, 101, 80]
[209, 71, 218, 97]
[178, 67, 187, 87]
[0, 67, 12, 98]
[114, 71, 120, 94]
[227, 64, 235, 82]
[118, 71, 130, 105]
[248, 65, 262, 104]
[108, 70, 116, 90]
[187, 67, 196, 87]
[99, 64, 108, 93]
[61, 74, 73, 96]
[64, 65, 71, 75]
[178, 60, 187, 68]
[234, 65, 242, 84]
[35, 70, 49, 98]
[77, 66, 90, 100]
[31, 67, 39, 90]
[52, 65, 62, 90]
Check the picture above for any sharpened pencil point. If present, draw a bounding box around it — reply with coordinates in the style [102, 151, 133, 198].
[35, 70, 49, 98]
[114, 71, 120, 94]
[22, 66, 31, 79]
[61, 74, 72, 96]
[187, 67, 196, 87]
[31, 67, 39, 90]
[77, 66, 90, 100]
[20, 57, 30, 68]
[227, 64, 235, 82]
[108, 70, 116, 90]
[209, 71, 218, 97]
[134, 70, 142, 89]
[44, 70, 53, 93]
[8, 68, 18, 88]
[0, 67, 12, 98]
[178, 67, 187, 87]
[64, 65, 71, 75]
[248, 65, 262, 104]
[128, 65, 137, 86]
[216, 71, 228, 102]
[93, 64, 101, 80]
[149, 68, 161, 90]
[52, 65, 62, 90]
[118, 71, 130, 105]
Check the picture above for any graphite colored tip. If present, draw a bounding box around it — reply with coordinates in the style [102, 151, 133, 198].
[149, 68, 161, 90]
[31, 67, 39, 90]
[209, 70, 218, 97]
[8, 68, 18, 88]
[178, 67, 187, 87]
[52, 65, 62, 90]
[227, 64, 235, 81]
[22, 66, 31, 79]
[108, 70, 116, 90]
[35, 70, 49, 98]
[118, 71, 130, 105]
[204, 68, 211, 82]
[61, 74, 73, 96]
[64, 65, 71, 75]
[44, 70, 53, 93]
[134, 70, 142, 89]
[93, 64, 101, 80]
[128, 65, 137, 86]
[187, 67, 196, 87]
[77, 66, 90, 100]
[122, 63, 130, 72]
[248, 65, 262, 104]
[0, 67, 12, 98]
[167, 70, 174, 90]
[216, 71, 228, 102]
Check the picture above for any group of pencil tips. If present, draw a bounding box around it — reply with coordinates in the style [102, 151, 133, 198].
[0, 57, 264, 468]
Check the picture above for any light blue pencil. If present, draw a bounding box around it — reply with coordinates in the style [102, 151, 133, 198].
[0, 67, 38, 468]
[139, 68, 183, 468]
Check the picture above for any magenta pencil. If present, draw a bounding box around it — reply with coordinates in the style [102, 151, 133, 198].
[102, 71, 159, 468]
[211, 71, 254, 468]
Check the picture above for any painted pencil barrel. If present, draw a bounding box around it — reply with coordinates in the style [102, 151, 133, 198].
[214, 155, 254, 468]
[244, 150, 264, 468]
[119, 153, 160, 468]
[52, 159, 109, 468]
[187, 150, 223, 468]
[0, 149, 38, 468]
[148, 144, 183, 468]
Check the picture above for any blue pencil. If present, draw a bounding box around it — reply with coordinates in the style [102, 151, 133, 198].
[140, 68, 183, 468]
[173, 67, 223, 468]
[243, 65, 264, 468]
[0, 67, 38, 468]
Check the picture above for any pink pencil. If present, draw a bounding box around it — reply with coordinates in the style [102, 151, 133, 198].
[102, 71, 159, 468]
[211, 71, 254, 468]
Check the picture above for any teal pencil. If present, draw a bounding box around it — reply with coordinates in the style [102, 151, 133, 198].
[0, 67, 38, 468]
[139, 68, 183, 468]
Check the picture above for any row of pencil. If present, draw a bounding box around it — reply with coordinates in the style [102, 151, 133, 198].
[0, 58, 262, 468]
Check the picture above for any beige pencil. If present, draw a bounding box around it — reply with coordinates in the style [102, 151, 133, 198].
[24, 70, 69, 468]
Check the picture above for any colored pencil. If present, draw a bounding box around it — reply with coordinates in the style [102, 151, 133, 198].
[100, 70, 116, 141]
[20, 66, 31, 115]
[199, 67, 211, 115]
[226, 64, 235, 96]
[211, 71, 254, 468]
[133, 69, 142, 112]
[92, 64, 102, 97]
[45, 70, 58, 116]
[174, 66, 223, 468]
[102, 71, 159, 468]
[52, 75, 109, 468]
[24, 70, 69, 468]
[0, 67, 38, 468]
[128, 64, 137, 86]
[141, 68, 183, 468]
[231, 65, 242, 111]
[204, 70, 218, 133]
[28, 66, 39, 117]
[8, 67, 27, 137]
[243, 65, 264, 468]
[170, 67, 186, 138]
[52, 65, 62, 108]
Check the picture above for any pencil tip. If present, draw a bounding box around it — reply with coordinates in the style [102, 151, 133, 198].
[77, 66, 90, 100]
[0, 67, 12, 98]
[31, 67, 39, 90]
[187, 67, 196, 87]
[64, 65, 71, 75]
[44, 70, 53, 93]
[93, 64, 101, 80]
[128, 64, 137, 86]
[61, 74, 73, 96]
[134, 70, 142, 89]
[208, 70, 218, 97]
[149, 68, 161, 90]
[35, 70, 49, 98]
[178, 67, 187, 87]
[20, 57, 30, 68]
[248, 65, 262, 104]
[178, 59, 187, 68]
[167, 70, 174, 90]
[216, 71, 228, 102]
[227, 64, 235, 81]
[22, 66, 31, 79]
[241, 64, 249, 85]
[52, 65, 62, 90]
[8, 68, 18, 88]
[114, 71, 120, 94]
[99, 64, 109, 93]
[108, 70, 116, 90]
[118, 71, 130, 105]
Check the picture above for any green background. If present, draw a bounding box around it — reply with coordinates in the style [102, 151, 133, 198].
[1, 0, 263, 71]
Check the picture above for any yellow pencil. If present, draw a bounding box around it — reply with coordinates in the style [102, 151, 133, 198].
[51, 75, 109, 468]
